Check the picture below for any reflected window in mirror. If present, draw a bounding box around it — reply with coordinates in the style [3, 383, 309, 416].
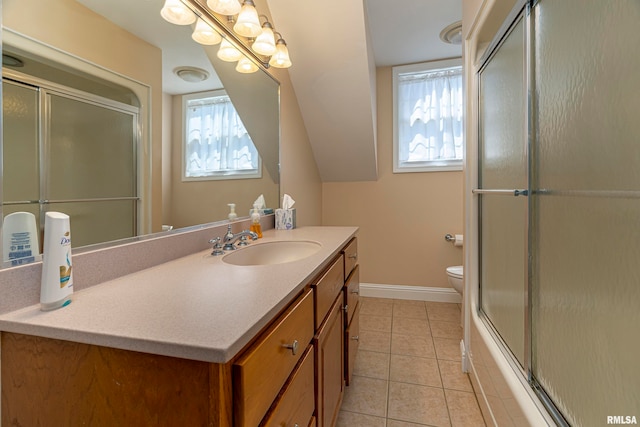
[182, 90, 261, 181]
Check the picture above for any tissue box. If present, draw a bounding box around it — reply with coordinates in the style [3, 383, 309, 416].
[275, 208, 296, 230]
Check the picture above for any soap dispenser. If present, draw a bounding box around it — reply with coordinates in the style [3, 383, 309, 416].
[227, 203, 237, 221]
[250, 203, 262, 238]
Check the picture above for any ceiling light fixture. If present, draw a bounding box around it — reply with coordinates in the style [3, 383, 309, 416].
[439, 21, 463, 45]
[161, 0, 292, 72]
[174, 66, 210, 82]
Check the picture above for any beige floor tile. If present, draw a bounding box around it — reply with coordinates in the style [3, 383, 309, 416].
[361, 298, 394, 317]
[439, 359, 473, 392]
[359, 330, 392, 353]
[386, 420, 427, 427]
[389, 354, 442, 388]
[361, 314, 393, 333]
[393, 299, 426, 306]
[391, 317, 431, 337]
[445, 389, 486, 427]
[427, 303, 462, 323]
[341, 376, 389, 418]
[388, 382, 450, 427]
[433, 337, 462, 361]
[391, 333, 436, 358]
[430, 320, 463, 339]
[353, 350, 390, 380]
[393, 303, 428, 320]
[336, 410, 387, 427]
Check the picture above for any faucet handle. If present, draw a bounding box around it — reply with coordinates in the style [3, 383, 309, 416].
[209, 237, 224, 256]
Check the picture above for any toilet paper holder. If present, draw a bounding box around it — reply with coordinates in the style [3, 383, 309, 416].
[444, 234, 455, 242]
[445, 234, 464, 247]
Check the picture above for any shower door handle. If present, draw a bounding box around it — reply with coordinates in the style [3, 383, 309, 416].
[472, 189, 528, 196]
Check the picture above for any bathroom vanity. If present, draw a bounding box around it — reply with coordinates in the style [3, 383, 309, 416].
[0, 226, 358, 427]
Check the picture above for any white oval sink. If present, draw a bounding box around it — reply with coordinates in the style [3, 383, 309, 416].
[222, 240, 322, 266]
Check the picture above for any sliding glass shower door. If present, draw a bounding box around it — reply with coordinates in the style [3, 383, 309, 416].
[478, 0, 640, 424]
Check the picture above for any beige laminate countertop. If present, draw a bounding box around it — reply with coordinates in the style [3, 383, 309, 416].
[0, 226, 358, 363]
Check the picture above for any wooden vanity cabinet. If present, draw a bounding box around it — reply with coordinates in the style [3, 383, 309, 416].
[342, 238, 360, 386]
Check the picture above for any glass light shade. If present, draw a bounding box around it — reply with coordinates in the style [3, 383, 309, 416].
[269, 39, 292, 68]
[160, 0, 196, 25]
[233, 1, 261, 38]
[206, 0, 241, 15]
[236, 57, 259, 73]
[192, 18, 222, 45]
[217, 39, 243, 62]
[252, 24, 277, 56]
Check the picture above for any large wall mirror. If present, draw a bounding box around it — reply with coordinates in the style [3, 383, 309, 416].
[1, 0, 280, 267]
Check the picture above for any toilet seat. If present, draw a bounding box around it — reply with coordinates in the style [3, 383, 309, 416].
[446, 265, 463, 279]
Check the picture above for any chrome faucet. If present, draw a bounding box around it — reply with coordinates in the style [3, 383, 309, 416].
[221, 225, 257, 251]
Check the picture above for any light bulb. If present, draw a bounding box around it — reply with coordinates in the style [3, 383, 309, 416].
[217, 39, 242, 62]
[206, 0, 241, 15]
[252, 22, 276, 56]
[269, 38, 292, 68]
[192, 18, 222, 45]
[236, 57, 259, 73]
[233, 1, 261, 38]
[160, 0, 196, 25]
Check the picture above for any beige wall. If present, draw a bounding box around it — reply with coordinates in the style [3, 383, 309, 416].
[322, 67, 464, 288]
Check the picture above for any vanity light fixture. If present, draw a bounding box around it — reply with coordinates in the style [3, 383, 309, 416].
[160, 0, 196, 25]
[268, 33, 292, 69]
[206, 0, 241, 16]
[192, 18, 223, 45]
[233, 0, 261, 38]
[251, 18, 277, 56]
[236, 56, 259, 73]
[217, 38, 243, 62]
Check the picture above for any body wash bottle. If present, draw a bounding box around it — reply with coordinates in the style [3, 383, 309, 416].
[40, 212, 73, 311]
[250, 203, 262, 238]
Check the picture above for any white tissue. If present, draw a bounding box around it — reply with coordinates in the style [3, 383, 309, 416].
[454, 234, 464, 247]
[254, 194, 266, 209]
[282, 194, 295, 209]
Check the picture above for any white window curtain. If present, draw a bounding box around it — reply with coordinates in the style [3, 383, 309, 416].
[397, 67, 463, 169]
[185, 95, 259, 178]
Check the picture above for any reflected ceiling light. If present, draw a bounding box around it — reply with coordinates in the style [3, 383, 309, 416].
[268, 33, 292, 68]
[160, 0, 196, 25]
[217, 38, 243, 62]
[252, 19, 277, 56]
[233, 0, 261, 38]
[439, 21, 463, 45]
[206, 0, 241, 16]
[174, 66, 210, 82]
[192, 18, 222, 45]
[236, 56, 259, 73]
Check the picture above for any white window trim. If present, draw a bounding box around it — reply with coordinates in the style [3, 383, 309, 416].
[182, 89, 262, 182]
[392, 58, 463, 173]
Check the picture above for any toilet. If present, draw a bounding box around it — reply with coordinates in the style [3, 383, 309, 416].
[446, 265, 464, 295]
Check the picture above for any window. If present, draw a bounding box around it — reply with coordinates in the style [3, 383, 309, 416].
[393, 59, 463, 173]
[182, 90, 261, 181]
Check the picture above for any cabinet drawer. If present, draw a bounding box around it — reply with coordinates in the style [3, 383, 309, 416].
[344, 265, 360, 325]
[313, 255, 344, 328]
[234, 289, 314, 427]
[342, 238, 358, 279]
[345, 301, 361, 386]
[261, 345, 315, 427]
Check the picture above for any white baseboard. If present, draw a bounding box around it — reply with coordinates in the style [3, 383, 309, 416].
[360, 283, 461, 303]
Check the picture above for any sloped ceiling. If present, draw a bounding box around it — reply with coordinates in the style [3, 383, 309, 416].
[267, 0, 379, 182]
[267, 0, 462, 182]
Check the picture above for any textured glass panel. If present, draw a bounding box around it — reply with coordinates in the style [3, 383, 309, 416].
[47, 200, 135, 248]
[478, 17, 527, 365]
[532, 0, 640, 424]
[2, 81, 39, 202]
[480, 195, 526, 364]
[47, 94, 135, 200]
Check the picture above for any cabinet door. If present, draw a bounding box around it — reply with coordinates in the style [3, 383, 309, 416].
[342, 237, 358, 279]
[314, 294, 344, 427]
[344, 265, 359, 325]
[313, 256, 345, 328]
[344, 301, 360, 386]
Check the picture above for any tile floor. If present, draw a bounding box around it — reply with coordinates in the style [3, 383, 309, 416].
[337, 297, 486, 427]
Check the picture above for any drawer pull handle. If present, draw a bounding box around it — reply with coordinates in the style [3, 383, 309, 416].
[282, 339, 299, 355]
[348, 253, 357, 259]
[351, 335, 359, 341]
